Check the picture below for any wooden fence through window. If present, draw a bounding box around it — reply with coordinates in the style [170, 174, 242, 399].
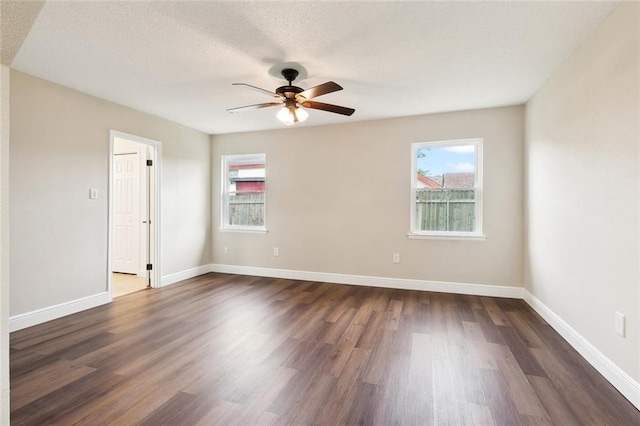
[415, 189, 476, 232]
[228, 192, 265, 226]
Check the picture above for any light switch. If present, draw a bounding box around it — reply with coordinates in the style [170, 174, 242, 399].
[615, 311, 625, 337]
[90, 188, 98, 199]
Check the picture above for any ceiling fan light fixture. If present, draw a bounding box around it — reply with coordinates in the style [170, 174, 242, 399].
[294, 106, 309, 122]
[277, 104, 308, 126]
[276, 106, 294, 125]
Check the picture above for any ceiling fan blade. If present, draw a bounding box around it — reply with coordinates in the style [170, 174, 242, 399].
[297, 81, 343, 101]
[226, 102, 282, 113]
[232, 83, 283, 99]
[301, 100, 355, 116]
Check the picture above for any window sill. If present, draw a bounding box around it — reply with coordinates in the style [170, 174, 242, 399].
[219, 227, 268, 234]
[407, 232, 486, 241]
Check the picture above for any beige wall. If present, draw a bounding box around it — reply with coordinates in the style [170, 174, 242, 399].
[0, 64, 10, 425]
[9, 70, 212, 316]
[525, 2, 639, 380]
[212, 106, 524, 287]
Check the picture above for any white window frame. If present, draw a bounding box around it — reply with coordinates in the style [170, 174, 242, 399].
[220, 153, 267, 234]
[408, 138, 485, 240]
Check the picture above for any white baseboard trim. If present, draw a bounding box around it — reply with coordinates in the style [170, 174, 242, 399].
[9, 291, 111, 333]
[161, 265, 212, 287]
[208, 263, 523, 299]
[523, 290, 640, 410]
[8, 264, 213, 332]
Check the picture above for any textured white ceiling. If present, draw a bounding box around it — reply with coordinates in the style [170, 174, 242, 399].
[0, 0, 45, 66]
[12, 1, 617, 134]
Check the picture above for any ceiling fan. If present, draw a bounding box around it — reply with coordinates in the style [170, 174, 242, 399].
[227, 68, 355, 126]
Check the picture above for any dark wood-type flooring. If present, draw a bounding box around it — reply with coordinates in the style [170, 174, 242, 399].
[10, 273, 639, 425]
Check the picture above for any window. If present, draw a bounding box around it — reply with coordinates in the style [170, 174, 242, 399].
[221, 153, 266, 232]
[409, 138, 484, 239]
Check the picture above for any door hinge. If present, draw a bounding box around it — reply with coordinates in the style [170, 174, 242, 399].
[146, 263, 153, 271]
[147, 160, 153, 166]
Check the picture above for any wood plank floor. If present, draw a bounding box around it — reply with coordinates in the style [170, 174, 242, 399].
[10, 273, 639, 425]
[112, 272, 148, 298]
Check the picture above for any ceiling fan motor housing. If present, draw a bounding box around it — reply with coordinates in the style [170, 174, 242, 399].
[276, 85, 303, 99]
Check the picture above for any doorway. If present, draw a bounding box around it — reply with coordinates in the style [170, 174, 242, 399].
[108, 130, 161, 298]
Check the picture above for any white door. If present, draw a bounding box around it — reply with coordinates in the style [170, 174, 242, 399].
[113, 153, 140, 274]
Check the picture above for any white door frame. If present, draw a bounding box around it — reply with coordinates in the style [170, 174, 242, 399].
[108, 130, 162, 294]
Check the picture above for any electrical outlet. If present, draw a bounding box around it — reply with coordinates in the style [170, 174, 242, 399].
[273, 247, 279, 257]
[614, 312, 625, 337]
[224, 246, 228, 255]
[393, 253, 400, 264]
